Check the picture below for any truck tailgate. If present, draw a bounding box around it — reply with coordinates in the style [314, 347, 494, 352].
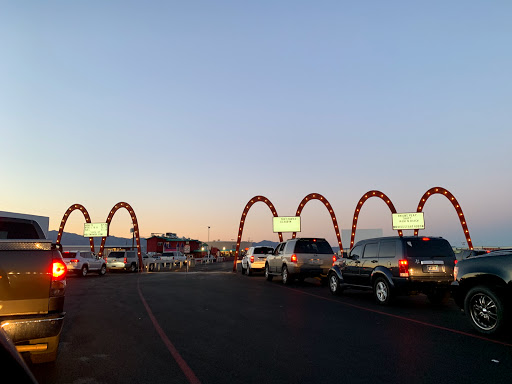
[0, 242, 53, 317]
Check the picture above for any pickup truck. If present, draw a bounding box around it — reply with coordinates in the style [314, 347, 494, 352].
[452, 249, 512, 335]
[0, 216, 67, 363]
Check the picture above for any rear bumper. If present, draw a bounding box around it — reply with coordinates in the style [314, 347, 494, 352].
[107, 262, 128, 269]
[394, 278, 453, 293]
[1, 312, 65, 344]
[289, 265, 329, 277]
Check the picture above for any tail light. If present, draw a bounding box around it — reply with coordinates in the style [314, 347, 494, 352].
[70, 259, 79, 263]
[250, 255, 254, 263]
[332, 254, 337, 265]
[291, 254, 297, 263]
[51, 255, 67, 297]
[399, 259, 409, 277]
[422, 237, 430, 241]
[454, 265, 458, 281]
[52, 260, 67, 280]
[124, 257, 127, 263]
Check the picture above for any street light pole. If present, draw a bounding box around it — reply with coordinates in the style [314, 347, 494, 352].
[208, 226, 210, 256]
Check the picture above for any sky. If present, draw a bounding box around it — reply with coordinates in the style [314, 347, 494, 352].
[1, 1, 511, 248]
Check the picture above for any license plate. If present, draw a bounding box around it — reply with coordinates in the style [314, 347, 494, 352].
[427, 265, 439, 272]
[309, 259, 322, 265]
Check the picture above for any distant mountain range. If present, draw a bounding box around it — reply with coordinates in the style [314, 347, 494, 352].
[48, 230, 147, 248]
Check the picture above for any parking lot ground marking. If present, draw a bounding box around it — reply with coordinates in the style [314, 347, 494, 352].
[137, 277, 201, 384]
[282, 285, 512, 348]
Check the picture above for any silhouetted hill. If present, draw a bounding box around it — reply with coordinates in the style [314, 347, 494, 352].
[48, 230, 147, 248]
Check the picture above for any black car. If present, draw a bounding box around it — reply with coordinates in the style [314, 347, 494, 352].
[452, 249, 512, 335]
[328, 236, 456, 305]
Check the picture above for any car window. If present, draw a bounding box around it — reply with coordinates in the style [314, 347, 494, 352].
[348, 245, 363, 259]
[363, 243, 378, 258]
[378, 241, 397, 258]
[294, 239, 333, 254]
[284, 241, 295, 254]
[254, 247, 272, 254]
[405, 238, 454, 258]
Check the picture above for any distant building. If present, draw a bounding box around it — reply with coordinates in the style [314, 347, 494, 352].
[206, 240, 253, 256]
[146, 234, 203, 256]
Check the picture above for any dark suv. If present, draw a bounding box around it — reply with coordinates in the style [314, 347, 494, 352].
[328, 236, 456, 305]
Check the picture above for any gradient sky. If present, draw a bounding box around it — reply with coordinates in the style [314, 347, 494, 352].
[1, 1, 511, 248]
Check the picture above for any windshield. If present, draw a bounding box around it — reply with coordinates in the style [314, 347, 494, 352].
[294, 239, 333, 254]
[107, 251, 125, 259]
[405, 238, 454, 258]
[254, 247, 273, 254]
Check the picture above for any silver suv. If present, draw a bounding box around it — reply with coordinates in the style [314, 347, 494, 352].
[106, 250, 139, 272]
[265, 238, 336, 284]
[62, 250, 107, 277]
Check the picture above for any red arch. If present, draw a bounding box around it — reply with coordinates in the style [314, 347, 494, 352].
[98, 202, 143, 271]
[232, 196, 282, 272]
[292, 193, 343, 255]
[56, 204, 95, 253]
[350, 190, 403, 248]
[414, 187, 473, 250]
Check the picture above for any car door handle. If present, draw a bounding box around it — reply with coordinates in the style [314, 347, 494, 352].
[371, 260, 378, 263]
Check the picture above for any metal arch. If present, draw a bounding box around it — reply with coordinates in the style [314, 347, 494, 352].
[292, 193, 343, 256]
[98, 202, 143, 271]
[414, 187, 473, 250]
[56, 204, 95, 253]
[350, 190, 403, 249]
[232, 196, 282, 272]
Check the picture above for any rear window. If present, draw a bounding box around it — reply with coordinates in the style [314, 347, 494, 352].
[108, 251, 125, 258]
[294, 239, 333, 254]
[254, 247, 273, 254]
[0, 219, 44, 239]
[405, 238, 454, 259]
[62, 252, 77, 259]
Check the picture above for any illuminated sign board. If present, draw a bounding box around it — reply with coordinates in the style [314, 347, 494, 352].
[83, 223, 109, 237]
[273, 216, 301, 233]
[392, 212, 425, 230]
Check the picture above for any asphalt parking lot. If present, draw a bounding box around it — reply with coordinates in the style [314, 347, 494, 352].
[28, 262, 512, 384]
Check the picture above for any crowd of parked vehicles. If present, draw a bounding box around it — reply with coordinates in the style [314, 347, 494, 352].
[240, 236, 512, 337]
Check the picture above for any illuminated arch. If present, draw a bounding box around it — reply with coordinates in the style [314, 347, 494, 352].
[232, 196, 282, 272]
[350, 190, 403, 248]
[414, 187, 473, 250]
[292, 193, 343, 255]
[57, 204, 95, 253]
[98, 202, 143, 271]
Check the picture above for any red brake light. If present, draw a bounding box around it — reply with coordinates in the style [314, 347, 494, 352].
[70, 259, 79, 263]
[421, 237, 430, 241]
[124, 257, 127, 263]
[52, 260, 67, 280]
[399, 259, 409, 277]
[454, 259, 458, 265]
[332, 254, 337, 263]
[291, 254, 297, 263]
[250, 255, 254, 263]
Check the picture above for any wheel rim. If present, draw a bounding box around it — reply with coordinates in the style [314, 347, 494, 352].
[282, 267, 288, 283]
[101, 266, 106, 274]
[329, 275, 338, 292]
[469, 293, 498, 331]
[82, 267, 87, 276]
[265, 265, 269, 278]
[376, 281, 388, 302]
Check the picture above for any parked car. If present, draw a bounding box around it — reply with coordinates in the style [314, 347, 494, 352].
[106, 250, 139, 272]
[265, 238, 336, 284]
[161, 251, 187, 264]
[241, 246, 274, 275]
[0, 216, 67, 363]
[328, 236, 456, 305]
[452, 249, 512, 335]
[455, 249, 490, 261]
[62, 251, 107, 277]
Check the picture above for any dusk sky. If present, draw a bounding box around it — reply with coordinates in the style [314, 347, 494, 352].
[2, 1, 511, 248]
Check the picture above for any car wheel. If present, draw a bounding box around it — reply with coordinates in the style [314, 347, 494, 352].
[99, 264, 107, 276]
[149, 263, 154, 272]
[241, 262, 246, 274]
[81, 265, 88, 277]
[464, 286, 505, 335]
[328, 273, 340, 295]
[265, 264, 273, 281]
[373, 277, 392, 305]
[130, 263, 137, 272]
[246, 265, 252, 276]
[282, 265, 291, 285]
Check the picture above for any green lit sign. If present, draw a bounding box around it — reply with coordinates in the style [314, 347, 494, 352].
[273, 216, 301, 233]
[83, 223, 109, 237]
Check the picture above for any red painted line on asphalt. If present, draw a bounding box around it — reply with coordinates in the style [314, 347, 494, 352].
[284, 286, 512, 348]
[137, 278, 201, 384]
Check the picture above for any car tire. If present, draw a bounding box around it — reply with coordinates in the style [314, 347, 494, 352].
[282, 265, 291, 285]
[81, 265, 88, 277]
[130, 263, 137, 273]
[328, 272, 341, 295]
[265, 264, 273, 281]
[246, 265, 252, 276]
[99, 264, 107, 276]
[149, 263, 154, 272]
[241, 263, 246, 274]
[464, 286, 506, 335]
[373, 277, 392, 305]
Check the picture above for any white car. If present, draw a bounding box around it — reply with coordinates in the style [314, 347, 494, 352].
[62, 251, 107, 277]
[241, 246, 274, 275]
